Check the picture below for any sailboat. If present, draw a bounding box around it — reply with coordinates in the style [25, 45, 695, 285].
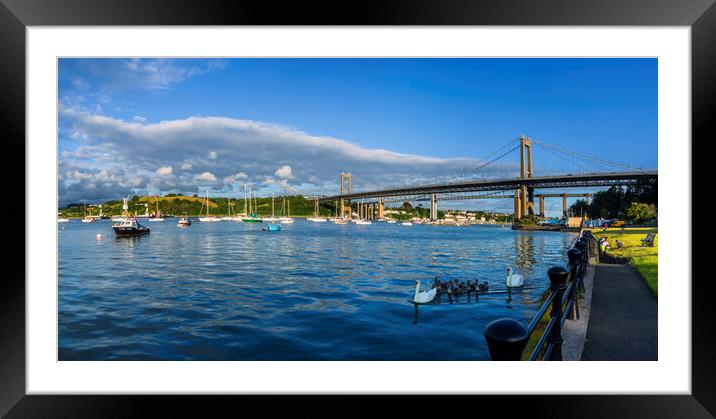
[221, 198, 241, 221]
[307, 199, 327, 222]
[279, 197, 294, 224]
[148, 195, 165, 221]
[263, 193, 278, 223]
[81, 204, 96, 223]
[242, 186, 263, 222]
[199, 190, 221, 222]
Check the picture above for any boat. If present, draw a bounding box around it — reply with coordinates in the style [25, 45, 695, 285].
[279, 198, 294, 224]
[262, 193, 279, 222]
[263, 223, 281, 232]
[401, 221, 413, 226]
[355, 220, 371, 225]
[241, 186, 263, 222]
[58, 218, 69, 223]
[331, 218, 348, 225]
[198, 190, 221, 222]
[307, 199, 326, 222]
[177, 215, 192, 227]
[148, 196, 165, 221]
[220, 198, 242, 221]
[112, 218, 151, 236]
[387, 220, 397, 224]
[81, 204, 96, 223]
[112, 198, 150, 236]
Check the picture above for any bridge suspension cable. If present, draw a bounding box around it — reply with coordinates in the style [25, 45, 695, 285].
[531, 138, 645, 173]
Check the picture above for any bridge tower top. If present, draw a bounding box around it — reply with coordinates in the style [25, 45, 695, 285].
[520, 136, 534, 179]
[340, 172, 352, 195]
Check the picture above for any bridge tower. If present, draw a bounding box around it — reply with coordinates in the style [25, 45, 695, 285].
[430, 194, 438, 221]
[340, 172, 352, 218]
[519, 135, 535, 218]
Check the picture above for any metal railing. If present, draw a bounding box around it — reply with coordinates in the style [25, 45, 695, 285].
[483, 230, 596, 361]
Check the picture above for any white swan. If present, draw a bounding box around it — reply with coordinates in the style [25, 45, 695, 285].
[413, 280, 437, 304]
[506, 267, 524, 287]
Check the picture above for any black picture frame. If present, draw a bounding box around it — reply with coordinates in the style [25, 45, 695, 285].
[2, 0, 713, 417]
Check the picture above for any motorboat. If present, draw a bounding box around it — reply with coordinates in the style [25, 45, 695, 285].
[112, 218, 150, 236]
[401, 221, 413, 226]
[58, 218, 70, 223]
[177, 217, 191, 227]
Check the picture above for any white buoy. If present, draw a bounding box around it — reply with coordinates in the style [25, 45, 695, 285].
[96, 233, 102, 240]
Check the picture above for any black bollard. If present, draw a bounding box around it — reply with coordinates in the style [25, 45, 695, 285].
[483, 318, 529, 360]
[546, 266, 569, 361]
[566, 248, 582, 320]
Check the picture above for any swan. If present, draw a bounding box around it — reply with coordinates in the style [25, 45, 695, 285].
[506, 266, 524, 287]
[413, 280, 437, 304]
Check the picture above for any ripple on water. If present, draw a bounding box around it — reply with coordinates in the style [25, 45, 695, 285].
[59, 220, 577, 360]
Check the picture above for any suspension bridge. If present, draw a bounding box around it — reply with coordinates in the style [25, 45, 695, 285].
[316, 136, 657, 221]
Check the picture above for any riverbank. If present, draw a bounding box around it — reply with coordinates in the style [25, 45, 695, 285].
[588, 227, 658, 295]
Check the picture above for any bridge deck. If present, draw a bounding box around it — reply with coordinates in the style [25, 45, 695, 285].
[317, 171, 657, 202]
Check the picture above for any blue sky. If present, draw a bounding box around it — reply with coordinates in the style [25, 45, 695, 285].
[58, 58, 657, 214]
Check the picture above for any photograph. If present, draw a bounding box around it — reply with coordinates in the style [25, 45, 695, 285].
[57, 57, 658, 361]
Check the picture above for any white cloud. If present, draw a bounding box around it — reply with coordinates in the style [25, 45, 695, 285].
[133, 115, 146, 123]
[223, 172, 248, 184]
[194, 171, 217, 182]
[208, 150, 218, 160]
[155, 166, 173, 176]
[275, 165, 293, 179]
[58, 109, 521, 204]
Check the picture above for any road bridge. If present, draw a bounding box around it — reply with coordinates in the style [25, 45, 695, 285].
[316, 136, 657, 221]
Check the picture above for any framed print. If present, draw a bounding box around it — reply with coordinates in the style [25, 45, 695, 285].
[2, 0, 715, 417]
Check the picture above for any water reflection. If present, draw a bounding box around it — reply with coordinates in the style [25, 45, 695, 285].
[59, 220, 577, 360]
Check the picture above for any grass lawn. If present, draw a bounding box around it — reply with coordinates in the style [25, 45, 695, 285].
[591, 227, 658, 296]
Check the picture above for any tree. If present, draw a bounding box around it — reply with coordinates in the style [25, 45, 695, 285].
[625, 202, 656, 224]
[569, 199, 590, 218]
[400, 202, 414, 213]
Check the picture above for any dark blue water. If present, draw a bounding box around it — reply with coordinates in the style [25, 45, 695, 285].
[58, 219, 576, 360]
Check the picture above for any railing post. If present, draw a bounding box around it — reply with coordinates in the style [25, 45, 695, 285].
[483, 318, 529, 360]
[574, 240, 587, 292]
[566, 248, 582, 320]
[546, 266, 569, 361]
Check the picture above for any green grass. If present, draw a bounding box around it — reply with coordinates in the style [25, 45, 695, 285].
[593, 227, 658, 296]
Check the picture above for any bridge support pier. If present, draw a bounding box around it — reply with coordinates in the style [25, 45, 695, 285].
[430, 194, 438, 221]
[539, 195, 545, 218]
[562, 193, 568, 217]
[378, 198, 384, 219]
[527, 187, 535, 216]
[514, 189, 522, 221]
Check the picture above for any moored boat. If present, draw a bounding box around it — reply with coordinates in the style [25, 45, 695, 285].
[112, 218, 151, 236]
[177, 216, 191, 227]
[263, 223, 281, 232]
[198, 190, 220, 221]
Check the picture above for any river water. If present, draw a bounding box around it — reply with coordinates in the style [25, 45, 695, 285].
[58, 219, 576, 360]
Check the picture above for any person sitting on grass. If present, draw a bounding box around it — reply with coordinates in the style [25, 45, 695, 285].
[599, 236, 611, 253]
[615, 239, 623, 249]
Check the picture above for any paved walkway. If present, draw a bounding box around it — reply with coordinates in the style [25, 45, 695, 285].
[580, 263, 658, 361]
